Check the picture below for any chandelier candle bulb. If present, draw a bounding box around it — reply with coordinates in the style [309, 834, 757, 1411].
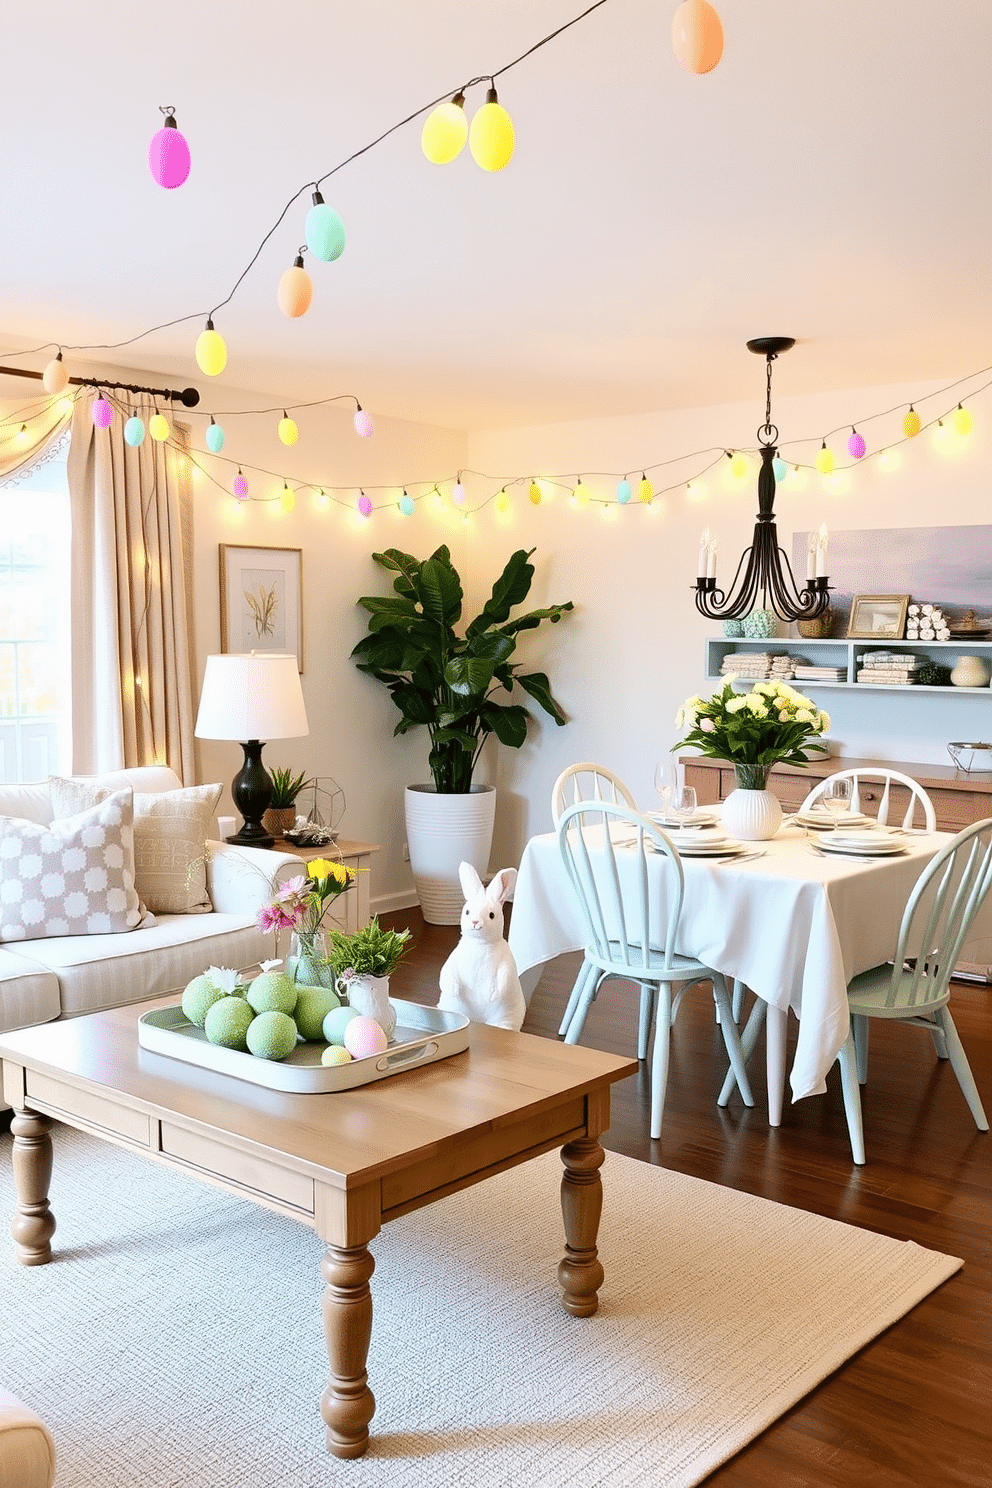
[706, 540, 717, 579]
[698, 529, 711, 578]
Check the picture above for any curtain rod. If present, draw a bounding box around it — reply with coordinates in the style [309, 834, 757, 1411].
[0, 364, 200, 407]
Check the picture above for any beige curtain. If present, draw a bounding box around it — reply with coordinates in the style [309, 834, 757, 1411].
[0, 397, 72, 480]
[66, 392, 197, 780]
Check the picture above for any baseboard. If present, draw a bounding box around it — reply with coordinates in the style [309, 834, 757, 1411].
[372, 889, 421, 917]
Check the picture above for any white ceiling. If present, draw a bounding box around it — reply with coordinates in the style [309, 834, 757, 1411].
[1, 1, 989, 431]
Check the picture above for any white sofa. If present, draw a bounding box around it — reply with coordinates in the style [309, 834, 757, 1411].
[0, 766, 305, 1090]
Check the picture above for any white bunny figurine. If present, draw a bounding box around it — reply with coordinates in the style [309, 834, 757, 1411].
[437, 862, 526, 1032]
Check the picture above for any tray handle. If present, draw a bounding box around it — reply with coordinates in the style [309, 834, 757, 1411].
[375, 1039, 439, 1072]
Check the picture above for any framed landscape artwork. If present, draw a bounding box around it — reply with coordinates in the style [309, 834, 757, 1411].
[846, 594, 910, 639]
[219, 544, 303, 672]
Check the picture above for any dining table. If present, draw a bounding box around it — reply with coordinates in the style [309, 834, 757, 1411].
[508, 811, 992, 1124]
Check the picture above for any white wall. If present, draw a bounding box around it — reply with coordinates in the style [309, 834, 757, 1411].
[184, 378, 468, 909]
[466, 378, 992, 872]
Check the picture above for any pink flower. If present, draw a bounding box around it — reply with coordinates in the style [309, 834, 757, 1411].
[257, 905, 284, 934]
[273, 876, 307, 906]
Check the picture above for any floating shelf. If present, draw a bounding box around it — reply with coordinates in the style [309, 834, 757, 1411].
[706, 637, 992, 694]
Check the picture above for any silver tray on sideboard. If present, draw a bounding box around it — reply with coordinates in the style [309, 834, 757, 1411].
[137, 997, 470, 1094]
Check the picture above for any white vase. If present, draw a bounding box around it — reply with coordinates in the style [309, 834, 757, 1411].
[721, 765, 783, 841]
[341, 973, 396, 1040]
[950, 655, 992, 688]
[404, 784, 497, 925]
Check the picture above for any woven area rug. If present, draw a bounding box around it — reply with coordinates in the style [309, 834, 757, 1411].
[1, 1125, 960, 1488]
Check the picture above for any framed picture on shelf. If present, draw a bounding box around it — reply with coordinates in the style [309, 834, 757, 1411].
[846, 593, 909, 640]
[219, 544, 304, 671]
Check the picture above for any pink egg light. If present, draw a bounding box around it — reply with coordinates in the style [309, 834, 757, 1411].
[353, 404, 373, 438]
[92, 397, 114, 428]
[847, 428, 866, 459]
[148, 107, 190, 189]
[357, 492, 373, 518]
[232, 470, 249, 500]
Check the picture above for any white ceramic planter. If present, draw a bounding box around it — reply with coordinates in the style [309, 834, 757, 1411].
[342, 973, 397, 1040]
[721, 787, 783, 842]
[404, 784, 497, 925]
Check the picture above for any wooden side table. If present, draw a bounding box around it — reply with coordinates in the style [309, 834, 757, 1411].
[273, 838, 380, 933]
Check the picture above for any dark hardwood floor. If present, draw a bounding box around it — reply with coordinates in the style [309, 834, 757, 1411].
[382, 905, 992, 1488]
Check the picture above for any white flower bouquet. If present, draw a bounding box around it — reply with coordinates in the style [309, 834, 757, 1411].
[674, 678, 830, 786]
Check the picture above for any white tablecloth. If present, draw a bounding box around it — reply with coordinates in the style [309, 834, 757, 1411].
[509, 822, 960, 1104]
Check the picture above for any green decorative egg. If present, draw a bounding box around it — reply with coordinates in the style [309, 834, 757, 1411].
[181, 973, 225, 1028]
[203, 996, 255, 1051]
[722, 618, 745, 638]
[246, 970, 298, 1017]
[246, 1010, 299, 1061]
[294, 986, 341, 1042]
[743, 608, 777, 639]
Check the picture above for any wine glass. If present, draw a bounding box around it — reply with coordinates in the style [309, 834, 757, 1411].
[667, 785, 697, 831]
[820, 777, 853, 826]
[653, 763, 672, 819]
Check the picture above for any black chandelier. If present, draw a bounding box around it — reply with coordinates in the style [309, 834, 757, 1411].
[694, 336, 830, 622]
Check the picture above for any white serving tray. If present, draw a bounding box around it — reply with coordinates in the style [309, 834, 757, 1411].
[137, 997, 470, 1094]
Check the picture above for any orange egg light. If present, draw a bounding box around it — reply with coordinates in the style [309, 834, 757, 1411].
[277, 252, 314, 318]
[672, 0, 724, 75]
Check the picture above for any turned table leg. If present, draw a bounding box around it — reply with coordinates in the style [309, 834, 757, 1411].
[320, 1243, 376, 1458]
[558, 1136, 605, 1317]
[10, 1109, 56, 1266]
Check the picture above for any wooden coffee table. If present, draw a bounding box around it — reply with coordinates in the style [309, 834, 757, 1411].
[0, 999, 636, 1459]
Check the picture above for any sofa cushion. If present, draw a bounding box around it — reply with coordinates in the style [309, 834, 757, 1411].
[0, 1385, 56, 1488]
[0, 948, 61, 1034]
[0, 792, 143, 942]
[50, 777, 222, 916]
[21, 912, 274, 1018]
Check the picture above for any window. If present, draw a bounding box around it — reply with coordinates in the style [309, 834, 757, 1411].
[0, 444, 72, 781]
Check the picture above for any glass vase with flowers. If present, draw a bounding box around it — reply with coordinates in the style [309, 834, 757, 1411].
[258, 859, 356, 987]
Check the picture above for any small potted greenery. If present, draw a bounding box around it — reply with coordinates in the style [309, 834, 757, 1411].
[325, 917, 413, 1040]
[263, 766, 314, 839]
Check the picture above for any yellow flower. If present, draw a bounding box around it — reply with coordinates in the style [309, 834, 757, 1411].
[308, 859, 353, 888]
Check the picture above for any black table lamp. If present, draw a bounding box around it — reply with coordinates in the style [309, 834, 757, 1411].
[194, 651, 309, 848]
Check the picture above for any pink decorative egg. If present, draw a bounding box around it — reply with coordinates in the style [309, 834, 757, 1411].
[344, 1014, 388, 1060]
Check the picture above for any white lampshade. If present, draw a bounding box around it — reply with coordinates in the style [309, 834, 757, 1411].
[194, 653, 309, 741]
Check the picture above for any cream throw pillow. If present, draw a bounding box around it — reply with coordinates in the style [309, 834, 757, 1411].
[0, 790, 143, 940]
[50, 777, 222, 915]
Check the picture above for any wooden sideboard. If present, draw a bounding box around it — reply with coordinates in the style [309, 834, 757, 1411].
[680, 754, 992, 832]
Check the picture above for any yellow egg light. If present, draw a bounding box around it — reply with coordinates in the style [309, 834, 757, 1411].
[195, 318, 227, 377]
[278, 413, 299, 446]
[639, 474, 653, 504]
[529, 480, 542, 505]
[573, 479, 590, 508]
[149, 412, 170, 442]
[494, 488, 511, 513]
[953, 403, 973, 435]
[729, 450, 747, 478]
[469, 86, 515, 172]
[902, 406, 921, 437]
[280, 484, 296, 513]
[421, 92, 468, 164]
[815, 441, 834, 475]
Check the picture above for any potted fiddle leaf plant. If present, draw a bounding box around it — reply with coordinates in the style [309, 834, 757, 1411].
[351, 546, 573, 923]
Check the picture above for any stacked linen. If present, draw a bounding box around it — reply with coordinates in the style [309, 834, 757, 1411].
[794, 664, 846, 682]
[856, 650, 920, 685]
[768, 654, 805, 681]
[721, 651, 772, 679]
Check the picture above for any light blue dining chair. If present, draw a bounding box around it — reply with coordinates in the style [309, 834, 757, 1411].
[720, 818, 992, 1164]
[800, 767, 937, 831]
[557, 800, 755, 1142]
[551, 763, 638, 1041]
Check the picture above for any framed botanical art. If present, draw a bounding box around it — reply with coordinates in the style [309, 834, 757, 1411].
[846, 593, 909, 640]
[219, 544, 304, 671]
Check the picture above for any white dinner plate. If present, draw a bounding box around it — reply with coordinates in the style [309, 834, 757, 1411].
[815, 835, 907, 857]
[796, 810, 872, 830]
[648, 809, 720, 829]
[657, 837, 747, 857]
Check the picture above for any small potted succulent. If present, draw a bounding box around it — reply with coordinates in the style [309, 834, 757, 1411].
[263, 767, 314, 839]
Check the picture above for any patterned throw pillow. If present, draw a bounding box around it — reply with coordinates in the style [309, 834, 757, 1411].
[49, 776, 222, 916]
[0, 790, 143, 941]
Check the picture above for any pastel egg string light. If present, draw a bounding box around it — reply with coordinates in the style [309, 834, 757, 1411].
[149, 410, 170, 442]
[400, 490, 415, 516]
[206, 417, 225, 453]
[847, 427, 866, 459]
[728, 449, 748, 478]
[953, 403, 973, 435]
[148, 105, 191, 189]
[195, 318, 227, 377]
[124, 415, 146, 447]
[42, 352, 69, 394]
[529, 479, 542, 505]
[277, 250, 314, 318]
[903, 405, 921, 437]
[278, 412, 299, 446]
